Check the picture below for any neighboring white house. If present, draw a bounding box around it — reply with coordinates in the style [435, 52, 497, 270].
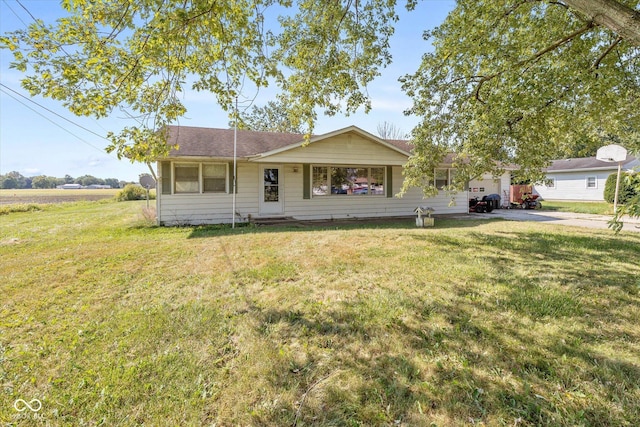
[534, 155, 639, 201]
[155, 125, 495, 225]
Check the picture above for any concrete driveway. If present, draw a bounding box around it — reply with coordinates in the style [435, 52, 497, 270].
[468, 209, 640, 233]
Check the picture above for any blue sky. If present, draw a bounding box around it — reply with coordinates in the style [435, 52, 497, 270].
[0, 0, 455, 182]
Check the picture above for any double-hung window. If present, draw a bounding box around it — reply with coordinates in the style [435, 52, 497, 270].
[172, 162, 228, 194]
[586, 176, 597, 189]
[203, 164, 227, 193]
[433, 168, 461, 190]
[434, 168, 449, 189]
[174, 164, 199, 193]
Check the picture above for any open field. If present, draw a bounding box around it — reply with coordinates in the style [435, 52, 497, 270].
[0, 188, 121, 205]
[2, 201, 640, 425]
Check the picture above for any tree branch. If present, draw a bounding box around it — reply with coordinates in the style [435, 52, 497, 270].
[105, 2, 132, 41]
[563, 0, 640, 46]
[506, 86, 571, 130]
[474, 22, 594, 103]
[549, 1, 570, 10]
[590, 35, 623, 69]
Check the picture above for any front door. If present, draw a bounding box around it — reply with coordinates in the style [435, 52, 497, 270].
[259, 165, 284, 216]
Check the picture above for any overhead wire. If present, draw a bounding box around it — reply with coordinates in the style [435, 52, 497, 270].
[1, 0, 29, 28]
[2, 0, 111, 133]
[0, 83, 110, 142]
[14, 0, 39, 23]
[0, 85, 111, 155]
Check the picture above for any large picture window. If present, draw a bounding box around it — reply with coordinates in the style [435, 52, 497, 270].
[312, 167, 329, 196]
[311, 166, 385, 196]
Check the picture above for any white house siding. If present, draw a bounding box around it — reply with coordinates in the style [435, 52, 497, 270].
[158, 162, 261, 225]
[157, 162, 467, 225]
[255, 132, 409, 166]
[534, 170, 613, 201]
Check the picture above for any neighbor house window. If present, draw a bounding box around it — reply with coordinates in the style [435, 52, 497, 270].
[174, 164, 200, 193]
[203, 164, 227, 193]
[586, 176, 597, 189]
[311, 165, 384, 196]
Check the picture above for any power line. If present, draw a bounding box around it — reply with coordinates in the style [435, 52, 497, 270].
[0, 83, 110, 141]
[15, 0, 39, 24]
[1, 0, 110, 135]
[1, 0, 29, 28]
[0, 85, 111, 155]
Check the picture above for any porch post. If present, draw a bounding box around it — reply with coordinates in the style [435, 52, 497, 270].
[232, 97, 238, 228]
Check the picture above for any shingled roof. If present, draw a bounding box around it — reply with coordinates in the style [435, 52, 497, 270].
[165, 125, 415, 159]
[166, 126, 305, 158]
[546, 154, 637, 172]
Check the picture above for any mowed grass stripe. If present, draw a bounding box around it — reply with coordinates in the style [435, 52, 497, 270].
[1, 200, 639, 425]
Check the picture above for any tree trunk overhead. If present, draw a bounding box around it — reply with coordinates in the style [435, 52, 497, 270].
[563, 0, 640, 46]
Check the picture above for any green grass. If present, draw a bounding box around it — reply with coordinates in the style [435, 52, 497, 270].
[0, 188, 121, 198]
[0, 203, 44, 215]
[2, 201, 640, 426]
[541, 200, 614, 215]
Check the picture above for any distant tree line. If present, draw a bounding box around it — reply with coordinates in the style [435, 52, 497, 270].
[0, 171, 129, 189]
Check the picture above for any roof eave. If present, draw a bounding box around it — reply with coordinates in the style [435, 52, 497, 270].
[546, 164, 635, 173]
[162, 155, 249, 162]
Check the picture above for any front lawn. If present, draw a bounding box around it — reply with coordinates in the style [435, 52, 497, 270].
[541, 200, 613, 215]
[1, 201, 639, 426]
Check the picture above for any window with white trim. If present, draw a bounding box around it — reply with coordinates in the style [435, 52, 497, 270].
[312, 166, 329, 196]
[311, 166, 385, 196]
[173, 162, 228, 194]
[546, 178, 556, 189]
[174, 164, 199, 193]
[434, 168, 460, 190]
[203, 164, 227, 193]
[435, 168, 449, 189]
[586, 176, 597, 189]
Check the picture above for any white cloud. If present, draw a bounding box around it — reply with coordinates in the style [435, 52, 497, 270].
[23, 167, 41, 175]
